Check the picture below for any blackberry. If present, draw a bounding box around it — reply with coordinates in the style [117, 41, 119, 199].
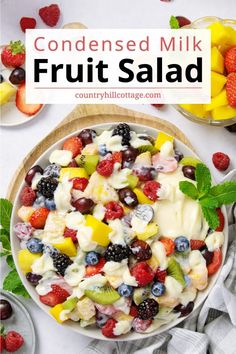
[52, 252, 73, 276]
[104, 244, 131, 262]
[112, 123, 131, 146]
[37, 177, 58, 198]
[43, 163, 61, 178]
[137, 298, 159, 320]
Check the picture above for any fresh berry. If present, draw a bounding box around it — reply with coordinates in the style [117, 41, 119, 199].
[85, 251, 100, 265]
[0, 336, 5, 353]
[174, 236, 190, 252]
[96, 312, 109, 328]
[207, 249, 222, 276]
[132, 318, 152, 332]
[226, 72, 236, 108]
[155, 268, 167, 283]
[0, 300, 13, 320]
[16, 83, 42, 115]
[39, 4, 60, 27]
[14, 222, 33, 241]
[20, 17, 36, 32]
[212, 152, 230, 171]
[96, 159, 114, 177]
[9, 67, 25, 85]
[26, 238, 44, 254]
[68, 159, 78, 167]
[1, 41, 25, 68]
[63, 227, 78, 243]
[20, 186, 36, 206]
[26, 272, 42, 286]
[29, 208, 50, 229]
[112, 123, 131, 146]
[215, 208, 225, 231]
[98, 144, 108, 156]
[134, 167, 156, 182]
[72, 177, 88, 191]
[159, 237, 175, 256]
[85, 257, 105, 276]
[39, 284, 69, 307]
[201, 249, 214, 266]
[118, 188, 138, 207]
[43, 163, 60, 178]
[72, 198, 94, 214]
[175, 16, 191, 27]
[0, 74, 4, 83]
[101, 318, 117, 338]
[224, 46, 236, 74]
[104, 244, 131, 262]
[45, 198, 56, 210]
[129, 304, 138, 317]
[104, 201, 124, 221]
[5, 331, 24, 352]
[63, 136, 83, 158]
[151, 282, 166, 297]
[51, 253, 73, 276]
[134, 204, 154, 223]
[37, 176, 58, 198]
[182, 165, 196, 180]
[152, 104, 164, 108]
[174, 301, 194, 317]
[130, 240, 152, 261]
[33, 194, 46, 208]
[117, 284, 134, 297]
[122, 147, 138, 166]
[190, 240, 206, 250]
[137, 298, 159, 320]
[130, 262, 155, 287]
[25, 165, 43, 185]
[111, 151, 122, 164]
[78, 129, 96, 145]
[143, 181, 161, 201]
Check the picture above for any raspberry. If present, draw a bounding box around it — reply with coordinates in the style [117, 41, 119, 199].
[132, 318, 152, 333]
[159, 237, 175, 256]
[62, 136, 83, 158]
[20, 186, 36, 206]
[5, 331, 24, 352]
[130, 240, 152, 261]
[212, 152, 230, 171]
[155, 268, 167, 283]
[130, 262, 155, 287]
[143, 181, 161, 201]
[29, 207, 50, 229]
[63, 227, 78, 243]
[72, 177, 88, 191]
[101, 318, 117, 338]
[20, 17, 36, 32]
[215, 208, 225, 231]
[104, 201, 124, 221]
[137, 298, 159, 320]
[39, 4, 60, 27]
[104, 244, 131, 262]
[0, 336, 5, 353]
[129, 304, 138, 317]
[96, 159, 114, 177]
[190, 240, 206, 250]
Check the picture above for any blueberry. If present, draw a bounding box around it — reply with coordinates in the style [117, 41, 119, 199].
[45, 198, 56, 210]
[33, 194, 46, 208]
[151, 282, 166, 297]
[96, 312, 109, 328]
[117, 284, 133, 297]
[43, 163, 61, 178]
[26, 238, 44, 254]
[174, 236, 189, 253]
[85, 251, 99, 265]
[98, 144, 108, 156]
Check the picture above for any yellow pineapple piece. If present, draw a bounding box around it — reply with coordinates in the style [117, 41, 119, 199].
[83, 172, 118, 204]
[147, 255, 159, 270]
[208, 22, 236, 48]
[0, 82, 16, 105]
[59, 167, 88, 182]
[52, 237, 77, 257]
[136, 223, 158, 241]
[133, 188, 153, 205]
[211, 47, 224, 74]
[76, 297, 96, 320]
[212, 105, 236, 120]
[50, 304, 65, 324]
[205, 89, 228, 111]
[85, 215, 112, 247]
[154, 132, 174, 150]
[179, 104, 207, 118]
[18, 249, 41, 274]
[211, 72, 227, 97]
[17, 206, 35, 222]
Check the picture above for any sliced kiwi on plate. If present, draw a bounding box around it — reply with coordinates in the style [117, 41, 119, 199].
[84, 286, 120, 305]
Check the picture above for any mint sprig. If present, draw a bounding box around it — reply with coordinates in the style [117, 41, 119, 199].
[0, 198, 30, 298]
[169, 16, 180, 29]
[179, 163, 236, 229]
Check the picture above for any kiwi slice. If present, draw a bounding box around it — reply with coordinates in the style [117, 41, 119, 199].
[167, 257, 186, 288]
[133, 287, 151, 305]
[63, 297, 78, 311]
[75, 154, 99, 175]
[84, 286, 120, 305]
[138, 145, 158, 154]
[127, 174, 139, 189]
[179, 156, 202, 167]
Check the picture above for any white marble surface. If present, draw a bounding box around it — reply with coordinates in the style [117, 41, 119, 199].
[0, 0, 236, 353]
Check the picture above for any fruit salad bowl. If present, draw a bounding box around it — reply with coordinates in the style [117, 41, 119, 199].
[175, 17, 236, 126]
[10, 122, 228, 341]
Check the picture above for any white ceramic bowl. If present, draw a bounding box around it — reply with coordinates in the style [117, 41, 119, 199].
[10, 122, 228, 341]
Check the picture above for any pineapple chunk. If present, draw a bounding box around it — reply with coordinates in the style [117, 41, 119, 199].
[205, 89, 228, 111]
[18, 249, 41, 274]
[179, 104, 207, 118]
[0, 82, 16, 105]
[212, 105, 236, 120]
[59, 167, 88, 182]
[76, 297, 96, 320]
[211, 72, 227, 97]
[136, 223, 158, 241]
[147, 255, 159, 270]
[85, 215, 112, 247]
[211, 47, 224, 74]
[52, 237, 77, 257]
[50, 304, 65, 323]
[133, 188, 153, 205]
[208, 22, 236, 48]
[84, 172, 118, 204]
[154, 132, 174, 150]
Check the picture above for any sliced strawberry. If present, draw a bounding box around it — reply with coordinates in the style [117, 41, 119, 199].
[226, 72, 236, 108]
[224, 46, 236, 74]
[63, 227, 78, 243]
[72, 177, 88, 191]
[63, 136, 83, 158]
[159, 237, 175, 256]
[215, 208, 225, 232]
[207, 249, 223, 276]
[29, 207, 50, 229]
[85, 257, 105, 276]
[155, 268, 167, 283]
[16, 84, 42, 116]
[190, 240, 206, 250]
[112, 151, 122, 164]
[1, 41, 25, 68]
[20, 17, 36, 32]
[39, 4, 60, 27]
[39, 284, 69, 307]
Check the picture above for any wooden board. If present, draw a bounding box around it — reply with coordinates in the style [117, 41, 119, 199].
[7, 104, 194, 202]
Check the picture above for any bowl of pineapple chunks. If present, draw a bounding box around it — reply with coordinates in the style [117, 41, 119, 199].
[175, 17, 236, 126]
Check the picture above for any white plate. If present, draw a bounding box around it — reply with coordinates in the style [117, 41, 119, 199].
[10, 122, 228, 341]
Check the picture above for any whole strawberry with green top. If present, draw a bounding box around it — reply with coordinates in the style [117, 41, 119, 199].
[1, 41, 25, 68]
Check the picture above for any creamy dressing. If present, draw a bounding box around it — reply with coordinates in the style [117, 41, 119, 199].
[84, 172, 119, 204]
[108, 219, 126, 245]
[77, 225, 97, 251]
[54, 175, 73, 213]
[205, 231, 224, 251]
[151, 241, 168, 270]
[103, 260, 137, 287]
[64, 263, 86, 287]
[160, 141, 174, 158]
[42, 211, 66, 243]
[113, 320, 132, 336]
[65, 212, 84, 230]
[31, 254, 55, 275]
[107, 163, 131, 189]
[130, 132, 151, 148]
[49, 150, 72, 166]
[93, 203, 106, 221]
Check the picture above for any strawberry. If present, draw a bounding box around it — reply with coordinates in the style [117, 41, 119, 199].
[190, 240, 206, 250]
[215, 208, 225, 232]
[212, 152, 230, 171]
[20, 186, 36, 206]
[207, 249, 223, 276]
[224, 46, 236, 74]
[39, 4, 60, 27]
[29, 207, 50, 229]
[155, 268, 167, 283]
[63, 227, 78, 243]
[101, 318, 117, 338]
[0, 336, 5, 353]
[1, 41, 25, 68]
[85, 257, 105, 276]
[129, 304, 138, 317]
[63, 136, 83, 158]
[16, 84, 43, 116]
[112, 151, 122, 164]
[176, 16, 191, 27]
[72, 177, 88, 191]
[159, 237, 175, 256]
[39, 284, 69, 307]
[5, 331, 24, 352]
[152, 104, 164, 108]
[20, 17, 36, 33]
[226, 72, 236, 108]
[130, 262, 155, 287]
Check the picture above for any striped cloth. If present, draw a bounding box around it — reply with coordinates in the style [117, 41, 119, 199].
[84, 181, 236, 354]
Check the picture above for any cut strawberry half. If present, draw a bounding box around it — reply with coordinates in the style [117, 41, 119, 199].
[190, 240, 206, 250]
[16, 84, 42, 116]
[85, 257, 105, 276]
[39, 284, 69, 307]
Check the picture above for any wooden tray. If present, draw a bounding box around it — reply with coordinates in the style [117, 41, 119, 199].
[7, 104, 194, 202]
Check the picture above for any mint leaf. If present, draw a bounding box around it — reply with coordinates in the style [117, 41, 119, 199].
[195, 163, 211, 196]
[169, 16, 180, 29]
[210, 181, 236, 206]
[0, 228, 9, 237]
[201, 207, 219, 229]
[3, 269, 29, 298]
[199, 196, 219, 209]
[0, 234, 11, 251]
[6, 255, 15, 269]
[179, 181, 199, 200]
[0, 199, 13, 233]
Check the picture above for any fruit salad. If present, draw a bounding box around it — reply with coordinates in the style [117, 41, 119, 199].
[14, 124, 225, 338]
